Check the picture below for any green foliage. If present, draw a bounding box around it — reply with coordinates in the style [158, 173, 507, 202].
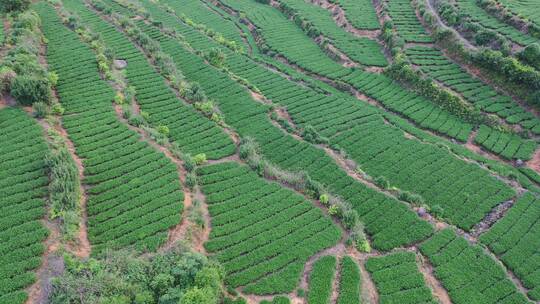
[337, 257, 361, 304]
[398, 190, 425, 206]
[1, 10, 54, 106]
[10, 75, 51, 105]
[32, 101, 49, 118]
[421, 229, 529, 304]
[518, 43, 540, 70]
[385, 54, 483, 126]
[374, 176, 389, 189]
[301, 125, 329, 145]
[185, 172, 197, 189]
[319, 193, 329, 206]
[50, 248, 224, 304]
[260, 296, 290, 304]
[205, 48, 226, 68]
[0, 0, 30, 13]
[197, 162, 341, 294]
[193, 153, 207, 165]
[366, 251, 435, 304]
[480, 193, 540, 300]
[0, 108, 50, 302]
[51, 103, 65, 115]
[307, 256, 336, 304]
[157, 125, 169, 136]
[45, 141, 81, 240]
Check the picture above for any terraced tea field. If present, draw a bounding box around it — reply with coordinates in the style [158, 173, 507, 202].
[1, 0, 540, 303]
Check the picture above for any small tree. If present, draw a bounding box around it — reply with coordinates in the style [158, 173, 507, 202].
[374, 176, 389, 189]
[33, 102, 48, 118]
[10, 75, 51, 106]
[205, 48, 226, 68]
[157, 125, 169, 137]
[0, 0, 31, 13]
[319, 194, 329, 206]
[193, 153, 207, 165]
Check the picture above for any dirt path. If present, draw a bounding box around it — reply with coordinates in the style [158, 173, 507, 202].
[356, 253, 379, 304]
[329, 256, 343, 304]
[0, 94, 16, 108]
[25, 219, 64, 304]
[423, 0, 477, 50]
[309, 0, 381, 39]
[49, 122, 91, 258]
[415, 250, 452, 304]
[526, 148, 540, 174]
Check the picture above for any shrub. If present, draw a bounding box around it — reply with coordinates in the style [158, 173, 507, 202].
[431, 204, 444, 219]
[319, 193, 329, 206]
[374, 176, 390, 189]
[193, 153, 207, 165]
[157, 125, 169, 136]
[301, 125, 328, 145]
[10, 75, 51, 105]
[183, 154, 196, 172]
[204, 48, 226, 68]
[328, 205, 340, 216]
[51, 103, 65, 116]
[185, 172, 197, 189]
[0, 0, 31, 13]
[114, 92, 125, 104]
[128, 115, 145, 127]
[474, 30, 497, 46]
[398, 190, 425, 205]
[32, 101, 48, 118]
[518, 43, 540, 69]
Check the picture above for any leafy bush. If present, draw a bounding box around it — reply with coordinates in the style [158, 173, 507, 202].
[50, 248, 225, 304]
[0, 0, 31, 13]
[193, 153, 207, 165]
[10, 75, 51, 105]
[205, 48, 226, 68]
[337, 257, 361, 304]
[374, 176, 389, 189]
[307, 256, 336, 304]
[518, 43, 540, 69]
[32, 101, 48, 118]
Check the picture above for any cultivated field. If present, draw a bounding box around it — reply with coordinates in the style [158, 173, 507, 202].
[1, 0, 540, 303]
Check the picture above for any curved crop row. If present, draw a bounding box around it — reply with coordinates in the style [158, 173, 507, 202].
[36, 2, 183, 253]
[334, 0, 380, 30]
[277, 0, 387, 66]
[386, 0, 433, 43]
[454, 0, 536, 46]
[405, 46, 540, 134]
[133, 0, 514, 231]
[197, 162, 341, 295]
[125, 5, 434, 250]
[62, 0, 236, 160]
[474, 125, 537, 160]
[337, 256, 362, 304]
[366, 251, 436, 304]
[217, 0, 476, 140]
[480, 192, 540, 300]
[307, 255, 336, 304]
[421, 229, 530, 304]
[0, 108, 49, 304]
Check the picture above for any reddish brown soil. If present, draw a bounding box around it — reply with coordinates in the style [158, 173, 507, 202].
[416, 252, 452, 304]
[25, 219, 62, 304]
[53, 127, 90, 257]
[526, 148, 540, 174]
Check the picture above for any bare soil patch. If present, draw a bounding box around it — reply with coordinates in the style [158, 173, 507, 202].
[415, 251, 452, 304]
[25, 220, 63, 304]
[526, 148, 540, 174]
